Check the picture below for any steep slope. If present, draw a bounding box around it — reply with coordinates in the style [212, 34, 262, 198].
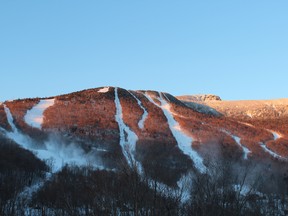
[1, 87, 288, 185]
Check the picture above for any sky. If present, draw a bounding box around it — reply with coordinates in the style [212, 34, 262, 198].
[0, 0, 287, 101]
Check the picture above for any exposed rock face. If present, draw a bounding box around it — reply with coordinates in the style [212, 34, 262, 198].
[1, 87, 288, 183]
[178, 94, 222, 102]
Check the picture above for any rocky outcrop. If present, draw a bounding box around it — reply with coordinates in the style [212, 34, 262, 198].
[178, 94, 222, 102]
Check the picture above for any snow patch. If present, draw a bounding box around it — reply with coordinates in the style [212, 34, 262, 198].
[114, 88, 142, 171]
[129, 91, 148, 129]
[98, 87, 110, 93]
[24, 99, 55, 129]
[268, 130, 283, 140]
[145, 92, 206, 173]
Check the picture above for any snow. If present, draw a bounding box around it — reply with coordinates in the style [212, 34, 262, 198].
[4, 105, 32, 149]
[232, 135, 251, 160]
[24, 99, 55, 129]
[259, 130, 285, 160]
[260, 142, 284, 160]
[177, 173, 193, 203]
[162, 93, 170, 102]
[234, 184, 251, 196]
[35, 141, 95, 172]
[145, 92, 206, 173]
[222, 130, 251, 160]
[269, 130, 282, 140]
[114, 88, 142, 171]
[129, 91, 148, 129]
[17, 173, 50, 203]
[98, 87, 110, 93]
[3, 105, 103, 172]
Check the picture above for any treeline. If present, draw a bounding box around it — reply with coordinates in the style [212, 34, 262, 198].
[0, 137, 48, 216]
[1, 139, 288, 215]
[29, 159, 288, 216]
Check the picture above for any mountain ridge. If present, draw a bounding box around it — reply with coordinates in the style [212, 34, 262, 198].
[0, 86, 288, 183]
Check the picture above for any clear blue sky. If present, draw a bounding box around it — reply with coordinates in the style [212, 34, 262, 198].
[0, 1, 287, 101]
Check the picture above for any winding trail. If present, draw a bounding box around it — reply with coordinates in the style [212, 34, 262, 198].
[128, 91, 148, 130]
[237, 123, 285, 159]
[145, 92, 206, 173]
[223, 130, 251, 160]
[260, 130, 285, 160]
[232, 135, 251, 160]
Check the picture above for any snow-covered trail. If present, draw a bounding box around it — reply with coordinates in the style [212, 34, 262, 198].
[260, 142, 284, 160]
[145, 92, 206, 173]
[114, 88, 142, 172]
[24, 99, 55, 129]
[4, 105, 32, 149]
[235, 125, 284, 159]
[232, 135, 251, 160]
[222, 130, 251, 160]
[259, 130, 285, 160]
[128, 91, 148, 130]
[3, 105, 101, 172]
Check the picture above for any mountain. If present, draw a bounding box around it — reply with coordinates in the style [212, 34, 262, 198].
[1, 87, 288, 215]
[1, 87, 287, 175]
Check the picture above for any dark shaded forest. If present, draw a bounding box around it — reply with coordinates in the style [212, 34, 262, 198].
[1, 134, 288, 216]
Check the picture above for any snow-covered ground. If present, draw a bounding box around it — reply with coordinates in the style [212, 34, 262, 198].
[114, 88, 142, 171]
[24, 99, 55, 129]
[98, 87, 110, 93]
[129, 91, 148, 129]
[3, 104, 102, 172]
[145, 92, 206, 173]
